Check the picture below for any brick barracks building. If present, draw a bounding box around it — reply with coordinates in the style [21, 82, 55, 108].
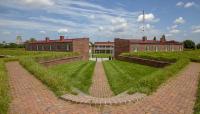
[25, 36, 89, 60]
[93, 41, 114, 55]
[114, 36, 184, 58]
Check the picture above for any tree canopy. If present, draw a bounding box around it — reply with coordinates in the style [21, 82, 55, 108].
[183, 40, 195, 49]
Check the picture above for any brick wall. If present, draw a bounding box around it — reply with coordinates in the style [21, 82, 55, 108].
[117, 55, 172, 68]
[72, 38, 89, 60]
[114, 38, 130, 58]
[39, 56, 82, 67]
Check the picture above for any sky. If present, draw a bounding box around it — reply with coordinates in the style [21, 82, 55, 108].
[0, 0, 200, 43]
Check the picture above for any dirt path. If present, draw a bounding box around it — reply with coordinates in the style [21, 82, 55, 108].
[6, 61, 97, 114]
[89, 61, 114, 98]
[108, 62, 200, 114]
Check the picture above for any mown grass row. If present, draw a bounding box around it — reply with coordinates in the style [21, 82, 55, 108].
[104, 50, 200, 95]
[92, 54, 112, 58]
[128, 58, 189, 94]
[103, 60, 158, 95]
[194, 73, 200, 114]
[0, 57, 18, 114]
[122, 50, 200, 62]
[49, 61, 96, 93]
[19, 53, 95, 96]
[0, 60, 10, 114]
[0, 49, 95, 114]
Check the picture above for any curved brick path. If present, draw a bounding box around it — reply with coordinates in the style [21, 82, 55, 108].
[89, 61, 114, 98]
[107, 62, 200, 114]
[6, 61, 200, 114]
[6, 62, 98, 114]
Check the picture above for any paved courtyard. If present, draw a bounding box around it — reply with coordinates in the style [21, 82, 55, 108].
[6, 61, 200, 114]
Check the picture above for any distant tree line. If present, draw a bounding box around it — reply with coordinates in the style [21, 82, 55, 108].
[0, 38, 37, 48]
[0, 41, 25, 48]
[183, 40, 200, 50]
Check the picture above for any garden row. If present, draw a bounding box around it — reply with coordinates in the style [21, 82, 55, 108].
[104, 51, 200, 95]
[0, 49, 95, 114]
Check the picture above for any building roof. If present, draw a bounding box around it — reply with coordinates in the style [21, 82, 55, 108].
[129, 39, 182, 45]
[27, 36, 88, 44]
[94, 41, 114, 46]
[116, 38, 183, 45]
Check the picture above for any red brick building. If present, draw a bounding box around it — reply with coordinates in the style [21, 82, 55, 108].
[114, 36, 183, 58]
[93, 41, 114, 55]
[25, 36, 89, 60]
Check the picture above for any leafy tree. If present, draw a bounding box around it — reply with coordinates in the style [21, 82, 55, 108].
[153, 36, 156, 41]
[183, 40, 195, 49]
[29, 38, 36, 42]
[0, 43, 3, 48]
[196, 43, 200, 49]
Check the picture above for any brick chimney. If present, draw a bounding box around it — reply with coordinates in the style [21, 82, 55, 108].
[160, 35, 166, 42]
[60, 36, 64, 41]
[45, 37, 50, 42]
[142, 36, 147, 41]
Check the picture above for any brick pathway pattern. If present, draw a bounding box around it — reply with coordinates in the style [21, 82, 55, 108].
[6, 62, 97, 114]
[6, 61, 200, 114]
[89, 61, 114, 98]
[108, 62, 200, 114]
[61, 92, 146, 105]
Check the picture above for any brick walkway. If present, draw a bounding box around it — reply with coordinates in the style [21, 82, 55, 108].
[6, 62, 97, 114]
[108, 62, 200, 114]
[89, 61, 114, 98]
[6, 61, 200, 114]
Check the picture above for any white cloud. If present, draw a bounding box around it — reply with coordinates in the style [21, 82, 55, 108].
[0, 18, 61, 31]
[2, 31, 11, 35]
[176, 1, 195, 8]
[89, 15, 95, 19]
[174, 17, 185, 24]
[165, 34, 173, 37]
[22, 0, 54, 7]
[39, 31, 46, 34]
[98, 26, 104, 31]
[29, 16, 78, 27]
[111, 17, 128, 32]
[58, 28, 68, 33]
[171, 24, 178, 29]
[0, 0, 161, 41]
[137, 13, 159, 23]
[193, 29, 200, 33]
[176, 1, 184, 7]
[192, 25, 200, 33]
[184, 2, 195, 8]
[170, 29, 181, 34]
[139, 24, 153, 30]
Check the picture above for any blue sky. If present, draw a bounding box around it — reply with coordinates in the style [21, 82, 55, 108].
[0, 0, 200, 43]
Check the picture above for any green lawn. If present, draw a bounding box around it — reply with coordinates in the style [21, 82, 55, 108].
[92, 53, 112, 58]
[194, 74, 200, 114]
[104, 50, 200, 95]
[122, 50, 200, 62]
[103, 60, 158, 95]
[19, 55, 95, 96]
[48, 61, 96, 94]
[0, 60, 10, 114]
